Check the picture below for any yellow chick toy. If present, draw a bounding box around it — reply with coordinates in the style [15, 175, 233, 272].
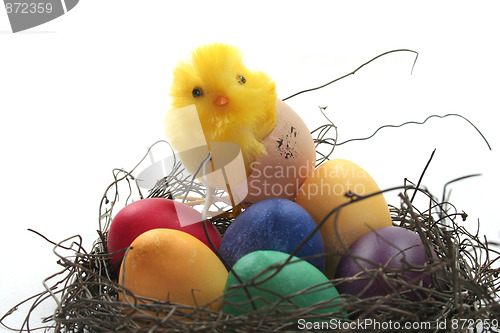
[165, 43, 277, 176]
[165, 44, 316, 217]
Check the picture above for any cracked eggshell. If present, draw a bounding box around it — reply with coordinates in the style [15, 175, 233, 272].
[243, 99, 315, 206]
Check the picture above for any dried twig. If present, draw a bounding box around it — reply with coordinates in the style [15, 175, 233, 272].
[2, 49, 498, 333]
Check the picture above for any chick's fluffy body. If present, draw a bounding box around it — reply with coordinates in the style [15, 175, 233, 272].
[166, 44, 277, 173]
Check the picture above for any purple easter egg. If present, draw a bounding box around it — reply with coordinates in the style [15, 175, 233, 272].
[335, 226, 439, 300]
[219, 198, 325, 271]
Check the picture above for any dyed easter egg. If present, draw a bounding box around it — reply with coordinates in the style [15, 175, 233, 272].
[119, 228, 227, 310]
[242, 99, 316, 205]
[219, 198, 325, 271]
[335, 226, 440, 300]
[107, 198, 222, 269]
[295, 159, 392, 278]
[223, 250, 344, 316]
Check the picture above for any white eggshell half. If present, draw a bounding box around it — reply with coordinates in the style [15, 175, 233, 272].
[243, 99, 316, 206]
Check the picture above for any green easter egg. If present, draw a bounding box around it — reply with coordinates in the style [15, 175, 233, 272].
[223, 250, 345, 318]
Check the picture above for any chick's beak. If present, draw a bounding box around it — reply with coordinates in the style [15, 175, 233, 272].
[214, 95, 230, 107]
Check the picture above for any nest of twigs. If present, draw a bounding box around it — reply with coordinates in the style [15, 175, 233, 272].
[2, 51, 500, 332]
[2, 119, 499, 333]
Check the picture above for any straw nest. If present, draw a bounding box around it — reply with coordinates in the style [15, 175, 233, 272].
[2, 51, 499, 333]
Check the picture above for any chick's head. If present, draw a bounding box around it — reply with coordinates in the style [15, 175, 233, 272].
[168, 43, 277, 170]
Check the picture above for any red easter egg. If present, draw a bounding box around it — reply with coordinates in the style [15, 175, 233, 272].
[107, 198, 222, 269]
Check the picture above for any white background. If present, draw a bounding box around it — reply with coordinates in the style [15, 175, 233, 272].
[1, 1, 499, 330]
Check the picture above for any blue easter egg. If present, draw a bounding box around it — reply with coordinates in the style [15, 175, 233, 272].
[219, 198, 325, 271]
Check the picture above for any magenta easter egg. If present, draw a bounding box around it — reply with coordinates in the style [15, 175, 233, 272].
[335, 226, 440, 300]
[107, 198, 222, 269]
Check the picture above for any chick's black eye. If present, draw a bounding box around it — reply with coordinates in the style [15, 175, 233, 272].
[192, 87, 203, 98]
[237, 75, 246, 84]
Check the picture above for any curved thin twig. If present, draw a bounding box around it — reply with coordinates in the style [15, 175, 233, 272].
[282, 49, 418, 101]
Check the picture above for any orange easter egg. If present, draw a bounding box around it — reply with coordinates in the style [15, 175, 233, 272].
[119, 228, 227, 310]
[295, 159, 392, 278]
